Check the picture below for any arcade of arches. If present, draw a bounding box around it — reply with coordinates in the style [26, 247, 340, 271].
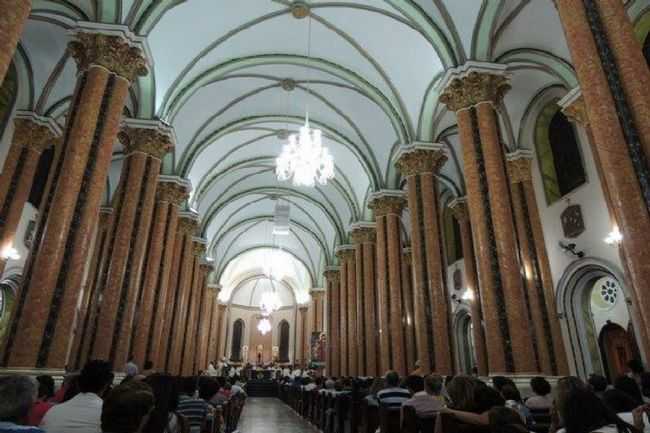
[0, 0, 649, 384]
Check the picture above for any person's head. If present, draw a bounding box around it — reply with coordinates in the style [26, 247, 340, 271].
[424, 374, 443, 396]
[143, 361, 153, 371]
[614, 375, 643, 405]
[0, 376, 38, 424]
[403, 375, 424, 394]
[554, 376, 587, 416]
[492, 376, 515, 393]
[79, 360, 114, 396]
[447, 376, 479, 411]
[627, 359, 644, 375]
[587, 374, 608, 393]
[488, 407, 528, 433]
[384, 370, 400, 388]
[180, 376, 196, 396]
[36, 375, 55, 400]
[530, 376, 551, 397]
[556, 387, 636, 433]
[603, 389, 639, 413]
[102, 381, 155, 433]
[143, 375, 179, 433]
[63, 374, 81, 402]
[325, 379, 335, 390]
[500, 384, 522, 403]
[198, 378, 219, 401]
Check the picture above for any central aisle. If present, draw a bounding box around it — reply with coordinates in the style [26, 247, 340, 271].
[236, 398, 316, 433]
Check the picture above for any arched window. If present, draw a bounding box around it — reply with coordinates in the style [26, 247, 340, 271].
[535, 100, 586, 204]
[0, 274, 20, 344]
[643, 33, 650, 67]
[443, 208, 463, 263]
[0, 62, 17, 138]
[28, 147, 54, 208]
[278, 320, 290, 362]
[230, 319, 245, 362]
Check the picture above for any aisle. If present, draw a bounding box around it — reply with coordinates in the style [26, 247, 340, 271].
[236, 398, 316, 433]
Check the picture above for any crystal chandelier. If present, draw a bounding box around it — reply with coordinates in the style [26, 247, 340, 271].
[260, 289, 282, 316]
[276, 116, 334, 187]
[257, 318, 272, 335]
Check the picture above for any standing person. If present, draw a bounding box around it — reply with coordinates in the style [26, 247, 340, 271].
[376, 371, 410, 408]
[125, 359, 139, 378]
[0, 376, 44, 433]
[101, 381, 155, 433]
[27, 376, 55, 426]
[40, 360, 114, 433]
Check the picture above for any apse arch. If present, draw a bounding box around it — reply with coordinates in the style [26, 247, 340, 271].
[555, 257, 646, 377]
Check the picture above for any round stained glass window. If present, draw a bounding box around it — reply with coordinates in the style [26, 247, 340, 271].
[591, 277, 620, 311]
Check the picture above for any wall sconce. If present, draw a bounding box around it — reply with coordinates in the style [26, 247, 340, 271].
[604, 226, 623, 245]
[0, 245, 20, 261]
[559, 241, 584, 258]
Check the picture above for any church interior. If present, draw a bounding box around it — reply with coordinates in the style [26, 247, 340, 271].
[1, 0, 650, 432]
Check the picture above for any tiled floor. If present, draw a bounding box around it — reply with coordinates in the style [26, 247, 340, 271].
[236, 398, 317, 432]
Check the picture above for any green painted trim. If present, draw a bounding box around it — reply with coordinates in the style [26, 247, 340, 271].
[633, 7, 650, 42]
[32, 0, 90, 20]
[98, 0, 120, 24]
[418, 71, 444, 141]
[133, 0, 187, 35]
[471, 0, 504, 61]
[497, 48, 578, 88]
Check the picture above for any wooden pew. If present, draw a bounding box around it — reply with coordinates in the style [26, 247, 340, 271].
[402, 405, 437, 433]
[359, 399, 379, 433]
[378, 405, 401, 433]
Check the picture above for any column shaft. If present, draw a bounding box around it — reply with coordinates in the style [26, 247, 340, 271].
[362, 242, 377, 377]
[354, 242, 365, 376]
[375, 215, 390, 374]
[206, 290, 218, 365]
[195, 270, 213, 372]
[401, 250, 417, 374]
[338, 257, 348, 376]
[324, 270, 340, 377]
[345, 252, 357, 377]
[386, 213, 406, 376]
[3, 31, 146, 368]
[0, 0, 31, 84]
[181, 251, 204, 375]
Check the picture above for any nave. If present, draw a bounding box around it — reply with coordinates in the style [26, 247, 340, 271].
[237, 398, 315, 433]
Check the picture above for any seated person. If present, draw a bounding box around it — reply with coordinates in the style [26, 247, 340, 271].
[101, 381, 154, 433]
[376, 371, 410, 409]
[177, 377, 213, 433]
[488, 406, 529, 433]
[588, 374, 609, 400]
[525, 376, 553, 410]
[403, 374, 445, 418]
[440, 375, 505, 426]
[501, 385, 532, 426]
[28, 376, 55, 426]
[0, 376, 44, 433]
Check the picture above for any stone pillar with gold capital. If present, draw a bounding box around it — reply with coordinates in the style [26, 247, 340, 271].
[324, 267, 340, 377]
[440, 62, 537, 374]
[195, 261, 215, 373]
[299, 306, 309, 365]
[207, 285, 222, 364]
[449, 198, 488, 376]
[0, 113, 60, 275]
[160, 212, 198, 373]
[554, 1, 650, 350]
[214, 302, 227, 362]
[369, 190, 407, 376]
[309, 289, 325, 336]
[0, 0, 31, 84]
[396, 143, 453, 375]
[2, 25, 148, 369]
[90, 120, 173, 367]
[401, 247, 417, 374]
[507, 151, 570, 375]
[335, 245, 356, 377]
[132, 177, 189, 367]
[181, 239, 207, 376]
[351, 223, 377, 376]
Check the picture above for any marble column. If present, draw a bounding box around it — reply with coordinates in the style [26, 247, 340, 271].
[351, 223, 376, 377]
[196, 262, 215, 373]
[2, 26, 147, 369]
[369, 190, 407, 376]
[299, 306, 309, 365]
[401, 248, 417, 374]
[181, 240, 207, 376]
[206, 285, 221, 364]
[70, 207, 113, 370]
[507, 151, 570, 375]
[0, 0, 31, 85]
[440, 62, 537, 374]
[555, 1, 650, 345]
[160, 213, 198, 373]
[131, 177, 188, 367]
[449, 198, 488, 377]
[396, 143, 453, 375]
[91, 121, 172, 367]
[309, 290, 324, 334]
[324, 268, 340, 377]
[336, 246, 355, 376]
[0, 113, 59, 275]
[214, 302, 227, 362]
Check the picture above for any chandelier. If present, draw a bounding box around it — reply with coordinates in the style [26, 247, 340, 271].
[257, 318, 272, 335]
[260, 289, 282, 316]
[276, 117, 334, 187]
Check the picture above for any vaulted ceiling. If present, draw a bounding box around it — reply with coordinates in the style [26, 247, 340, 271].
[13, 0, 650, 297]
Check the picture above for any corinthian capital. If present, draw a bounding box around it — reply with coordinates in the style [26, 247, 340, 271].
[368, 190, 406, 217]
[506, 150, 533, 184]
[12, 112, 61, 153]
[558, 87, 589, 126]
[69, 24, 148, 82]
[395, 142, 447, 176]
[119, 119, 175, 159]
[350, 222, 376, 244]
[335, 245, 355, 261]
[323, 267, 340, 282]
[192, 238, 207, 256]
[448, 197, 469, 222]
[439, 62, 510, 112]
[178, 212, 199, 235]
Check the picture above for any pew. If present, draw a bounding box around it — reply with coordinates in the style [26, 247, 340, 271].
[435, 412, 491, 433]
[359, 399, 379, 433]
[529, 408, 552, 433]
[402, 405, 437, 433]
[378, 405, 401, 433]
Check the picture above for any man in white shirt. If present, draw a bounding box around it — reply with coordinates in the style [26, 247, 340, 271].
[40, 360, 114, 433]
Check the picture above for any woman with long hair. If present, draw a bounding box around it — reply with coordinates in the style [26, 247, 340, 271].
[143, 374, 188, 433]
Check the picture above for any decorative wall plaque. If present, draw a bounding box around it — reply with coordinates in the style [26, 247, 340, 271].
[453, 268, 462, 291]
[23, 219, 36, 248]
[561, 204, 585, 238]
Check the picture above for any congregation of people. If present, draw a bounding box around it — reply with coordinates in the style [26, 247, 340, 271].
[280, 359, 650, 433]
[0, 360, 247, 433]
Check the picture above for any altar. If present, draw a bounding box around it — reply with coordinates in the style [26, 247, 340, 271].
[246, 367, 280, 381]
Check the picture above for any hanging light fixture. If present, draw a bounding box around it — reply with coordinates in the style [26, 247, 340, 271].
[260, 288, 282, 316]
[257, 318, 272, 335]
[276, 8, 334, 187]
